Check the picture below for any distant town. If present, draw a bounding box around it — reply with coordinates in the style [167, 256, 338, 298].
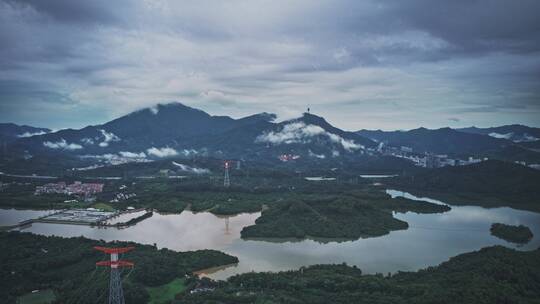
[34, 181, 104, 198]
[380, 145, 484, 168]
[379, 145, 539, 169]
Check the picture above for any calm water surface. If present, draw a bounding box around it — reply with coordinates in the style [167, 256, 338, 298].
[2, 190, 539, 280]
[0, 209, 57, 226]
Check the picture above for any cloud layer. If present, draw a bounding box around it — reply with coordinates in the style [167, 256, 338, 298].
[98, 129, 120, 147]
[43, 139, 83, 150]
[1, 0, 539, 130]
[18, 130, 48, 137]
[172, 161, 210, 174]
[256, 122, 362, 151]
[146, 146, 179, 158]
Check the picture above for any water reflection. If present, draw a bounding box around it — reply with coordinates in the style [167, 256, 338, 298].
[0, 209, 56, 227]
[18, 211, 259, 252]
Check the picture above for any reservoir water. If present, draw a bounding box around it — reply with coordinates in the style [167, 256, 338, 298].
[2, 190, 539, 280]
[0, 208, 57, 226]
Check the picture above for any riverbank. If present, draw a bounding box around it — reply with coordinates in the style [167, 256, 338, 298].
[179, 246, 540, 303]
[384, 160, 540, 213]
[380, 185, 540, 213]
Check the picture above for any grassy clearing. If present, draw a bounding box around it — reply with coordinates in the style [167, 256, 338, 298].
[147, 278, 187, 304]
[17, 289, 56, 304]
[91, 202, 115, 211]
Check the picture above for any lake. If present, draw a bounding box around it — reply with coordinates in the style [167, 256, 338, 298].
[0, 208, 57, 226]
[2, 189, 540, 280]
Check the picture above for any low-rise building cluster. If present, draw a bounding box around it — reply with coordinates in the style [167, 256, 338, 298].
[35, 181, 104, 196]
[110, 192, 137, 203]
[382, 146, 485, 168]
[279, 154, 301, 162]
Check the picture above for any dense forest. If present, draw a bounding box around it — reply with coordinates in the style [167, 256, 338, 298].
[0, 180, 73, 210]
[387, 160, 540, 212]
[241, 190, 449, 239]
[490, 223, 534, 244]
[241, 197, 409, 239]
[1, 174, 452, 240]
[179, 246, 540, 304]
[0, 232, 237, 304]
[1, 169, 356, 213]
[1, 169, 440, 216]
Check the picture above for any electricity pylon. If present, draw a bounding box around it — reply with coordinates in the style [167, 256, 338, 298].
[95, 246, 134, 304]
[223, 161, 230, 187]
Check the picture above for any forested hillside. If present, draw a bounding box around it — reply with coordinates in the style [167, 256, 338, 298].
[180, 246, 540, 304]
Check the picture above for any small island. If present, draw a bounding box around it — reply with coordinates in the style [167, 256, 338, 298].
[241, 199, 409, 240]
[490, 223, 533, 244]
[241, 192, 450, 240]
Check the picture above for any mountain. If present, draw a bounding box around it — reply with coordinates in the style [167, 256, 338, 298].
[357, 127, 512, 156]
[358, 126, 540, 163]
[387, 160, 540, 212]
[7, 103, 376, 166]
[458, 125, 540, 143]
[6, 103, 537, 173]
[519, 140, 540, 151]
[0, 123, 50, 143]
[231, 112, 377, 160]
[14, 103, 242, 155]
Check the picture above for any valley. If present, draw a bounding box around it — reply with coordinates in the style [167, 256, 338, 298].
[1, 104, 540, 303]
[3, 2, 540, 303]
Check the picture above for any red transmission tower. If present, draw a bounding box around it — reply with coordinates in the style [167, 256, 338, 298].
[95, 246, 134, 304]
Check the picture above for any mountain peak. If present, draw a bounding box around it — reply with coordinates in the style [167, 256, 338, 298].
[0, 123, 51, 141]
[297, 112, 329, 126]
[142, 102, 205, 116]
[238, 112, 277, 124]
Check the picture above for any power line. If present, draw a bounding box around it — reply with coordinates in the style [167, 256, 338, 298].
[68, 268, 107, 304]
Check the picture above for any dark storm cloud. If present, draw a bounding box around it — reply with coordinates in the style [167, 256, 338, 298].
[4, 0, 128, 25]
[0, 0, 539, 130]
[385, 0, 540, 55]
[0, 80, 79, 120]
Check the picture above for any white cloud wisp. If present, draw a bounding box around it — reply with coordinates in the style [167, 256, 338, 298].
[256, 122, 362, 151]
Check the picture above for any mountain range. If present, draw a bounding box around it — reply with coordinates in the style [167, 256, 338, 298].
[357, 125, 540, 162]
[458, 125, 540, 151]
[1, 102, 539, 173]
[3, 103, 377, 166]
[458, 125, 540, 142]
[0, 123, 50, 143]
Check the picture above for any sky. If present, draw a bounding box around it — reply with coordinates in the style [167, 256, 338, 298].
[1, 0, 539, 131]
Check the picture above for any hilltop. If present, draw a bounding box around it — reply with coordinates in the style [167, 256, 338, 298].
[386, 160, 540, 211]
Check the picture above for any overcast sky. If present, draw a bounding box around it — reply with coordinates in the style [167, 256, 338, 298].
[1, 0, 539, 131]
